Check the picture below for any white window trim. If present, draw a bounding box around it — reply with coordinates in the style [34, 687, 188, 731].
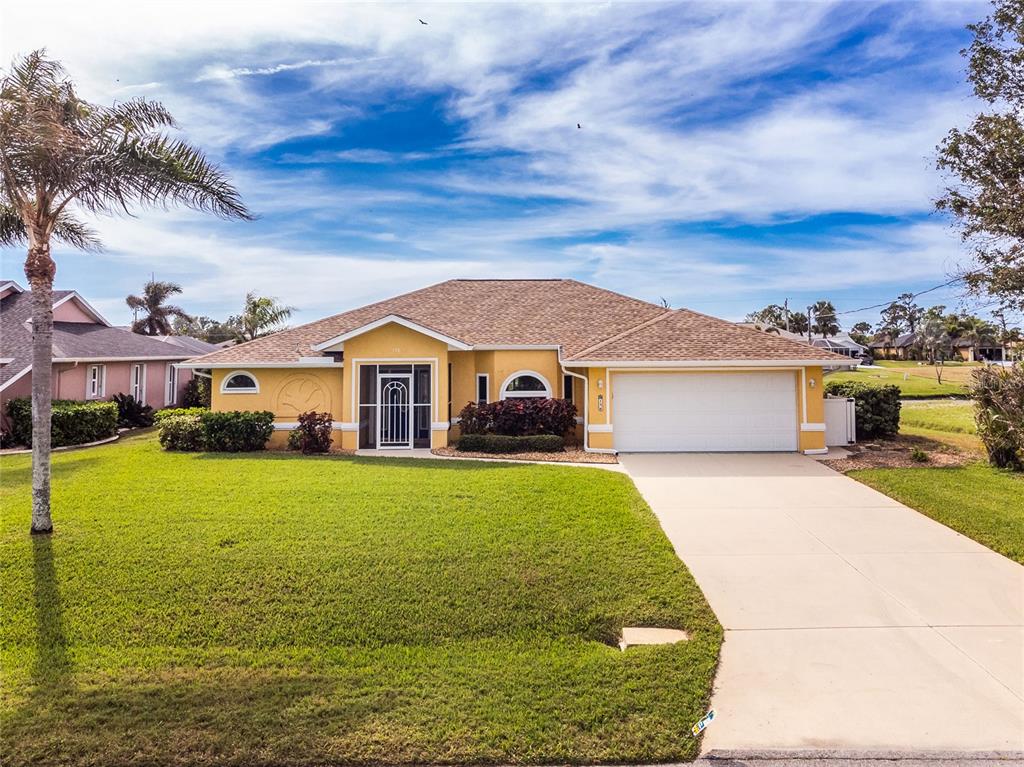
[499, 370, 552, 400]
[131, 363, 147, 403]
[476, 373, 489, 404]
[165, 364, 179, 406]
[87, 364, 106, 399]
[219, 370, 260, 394]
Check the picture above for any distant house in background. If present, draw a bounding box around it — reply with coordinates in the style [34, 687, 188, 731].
[869, 331, 1011, 362]
[0, 281, 218, 421]
[736, 323, 867, 359]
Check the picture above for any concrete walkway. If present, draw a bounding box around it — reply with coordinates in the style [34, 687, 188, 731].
[620, 453, 1024, 755]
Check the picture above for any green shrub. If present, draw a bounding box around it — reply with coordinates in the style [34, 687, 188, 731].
[112, 393, 154, 427]
[970, 364, 1024, 471]
[154, 407, 208, 424]
[286, 411, 334, 454]
[824, 381, 901, 439]
[4, 398, 118, 447]
[157, 414, 206, 451]
[910, 447, 929, 463]
[201, 410, 274, 452]
[456, 433, 565, 454]
[181, 376, 212, 408]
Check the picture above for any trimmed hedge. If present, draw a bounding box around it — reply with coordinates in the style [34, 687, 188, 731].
[154, 407, 209, 423]
[201, 411, 275, 452]
[158, 414, 206, 452]
[5, 397, 119, 448]
[824, 381, 901, 439]
[156, 409, 274, 452]
[457, 434, 565, 454]
[458, 398, 577, 437]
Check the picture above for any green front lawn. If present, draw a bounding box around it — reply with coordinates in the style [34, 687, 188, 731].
[827, 364, 968, 398]
[899, 400, 983, 453]
[851, 463, 1024, 564]
[0, 433, 720, 766]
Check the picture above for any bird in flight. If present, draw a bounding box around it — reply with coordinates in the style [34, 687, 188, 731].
[577, 123, 582, 129]
[419, 18, 428, 24]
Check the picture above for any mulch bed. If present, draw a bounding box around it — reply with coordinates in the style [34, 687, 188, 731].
[431, 446, 619, 464]
[828, 433, 972, 472]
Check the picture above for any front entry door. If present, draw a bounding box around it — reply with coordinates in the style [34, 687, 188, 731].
[378, 374, 413, 448]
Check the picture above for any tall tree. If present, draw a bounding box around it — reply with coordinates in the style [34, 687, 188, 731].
[937, 0, 1024, 310]
[920, 316, 954, 383]
[230, 292, 294, 342]
[0, 52, 251, 534]
[745, 303, 786, 328]
[810, 300, 840, 337]
[956, 315, 999, 359]
[849, 321, 873, 345]
[172, 314, 238, 344]
[126, 280, 191, 335]
[788, 311, 809, 334]
[896, 292, 925, 333]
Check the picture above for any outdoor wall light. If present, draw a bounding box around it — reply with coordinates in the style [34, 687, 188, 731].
[598, 378, 604, 389]
[809, 378, 817, 388]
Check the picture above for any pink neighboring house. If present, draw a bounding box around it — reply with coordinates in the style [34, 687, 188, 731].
[0, 280, 218, 425]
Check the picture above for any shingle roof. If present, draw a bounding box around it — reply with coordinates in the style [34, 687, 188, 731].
[1, 290, 199, 387]
[188, 279, 848, 366]
[565, 308, 845, 362]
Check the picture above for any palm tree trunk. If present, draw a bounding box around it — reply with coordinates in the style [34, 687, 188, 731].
[25, 238, 55, 535]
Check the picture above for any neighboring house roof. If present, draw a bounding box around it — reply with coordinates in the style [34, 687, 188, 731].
[0, 287, 198, 389]
[187, 279, 848, 367]
[152, 334, 221, 355]
[869, 332, 917, 349]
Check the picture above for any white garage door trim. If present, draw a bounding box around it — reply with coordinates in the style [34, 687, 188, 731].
[612, 371, 799, 452]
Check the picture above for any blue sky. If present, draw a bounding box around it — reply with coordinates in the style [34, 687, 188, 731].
[0, 1, 1001, 329]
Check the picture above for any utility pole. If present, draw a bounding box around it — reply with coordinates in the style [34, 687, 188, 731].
[784, 298, 790, 332]
[807, 306, 814, 344]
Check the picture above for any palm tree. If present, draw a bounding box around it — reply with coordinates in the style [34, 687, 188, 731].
[230, 292, 294, 342]
[956, 316, 999, 361]
[0, 51, 251, 534]
[126, 280, 191, 335]
[810, 300, 840, 337]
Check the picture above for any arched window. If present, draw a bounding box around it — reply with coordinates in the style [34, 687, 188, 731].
[221, 371, 259, 394]
[500, 371, 551, 399]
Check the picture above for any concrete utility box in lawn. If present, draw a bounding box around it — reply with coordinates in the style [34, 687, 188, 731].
[824, 397, 856, 446]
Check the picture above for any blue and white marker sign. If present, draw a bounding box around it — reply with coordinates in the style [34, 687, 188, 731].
[690, 709, 716, 737]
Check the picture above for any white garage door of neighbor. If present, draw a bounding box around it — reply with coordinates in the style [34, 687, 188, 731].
[613, 372, 799, 452]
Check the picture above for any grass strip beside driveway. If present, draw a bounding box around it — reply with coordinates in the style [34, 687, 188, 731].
[0, 433, 720, 766]
[851, 464, 1024, 564]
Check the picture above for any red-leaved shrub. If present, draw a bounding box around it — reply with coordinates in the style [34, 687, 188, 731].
[458, 398, 576, 437]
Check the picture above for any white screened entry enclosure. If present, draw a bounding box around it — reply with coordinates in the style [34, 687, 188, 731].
[612, 371, 799, 452]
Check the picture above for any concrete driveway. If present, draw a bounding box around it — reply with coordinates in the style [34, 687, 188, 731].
[620, 452, 1024, 755]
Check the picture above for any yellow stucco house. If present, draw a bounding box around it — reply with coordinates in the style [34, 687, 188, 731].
[181, 279, 853, 454]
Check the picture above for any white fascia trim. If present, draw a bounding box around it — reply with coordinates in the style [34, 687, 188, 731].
[0, 358, 15, 364]
[312, 315, 472, 352]
[801, 422, 827, 432]
[803, 448, 830, 455]
[588, 424, 613, 433]
[177, 361, 344, 369]
[0, 280, 24, 294]
[52, 292, 112, 326]
[472, 344, 562, 351]
[56, 355, 185, 363]
[565, 359, 856, 368]
[0, 365, 32, 392]
[298, 356, 336, 365]
[273, 421, 347, 431]
[431, 421, 450, 431]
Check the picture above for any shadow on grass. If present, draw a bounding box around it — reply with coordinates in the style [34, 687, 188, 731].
[31, 535, 72, 689]
[192, 450, 533, 471]
[0, 455, 102, 487]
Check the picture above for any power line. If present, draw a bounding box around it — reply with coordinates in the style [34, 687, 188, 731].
[834, 277, 965, 316]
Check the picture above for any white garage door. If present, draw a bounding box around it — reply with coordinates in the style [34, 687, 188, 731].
[613, 372, 798, 452]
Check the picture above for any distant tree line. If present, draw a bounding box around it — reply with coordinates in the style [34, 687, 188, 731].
[125, 279, 294, 344]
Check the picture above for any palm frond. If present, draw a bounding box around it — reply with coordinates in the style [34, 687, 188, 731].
[0, 202, 25, 246]
[51, 211, 100, 250]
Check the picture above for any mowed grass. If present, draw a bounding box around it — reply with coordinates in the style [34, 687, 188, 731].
[0, 433, 720, 767]
[827, 363, 970, 398]
[851, 464, 1024, 564]
[900, 400, 977, 434]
